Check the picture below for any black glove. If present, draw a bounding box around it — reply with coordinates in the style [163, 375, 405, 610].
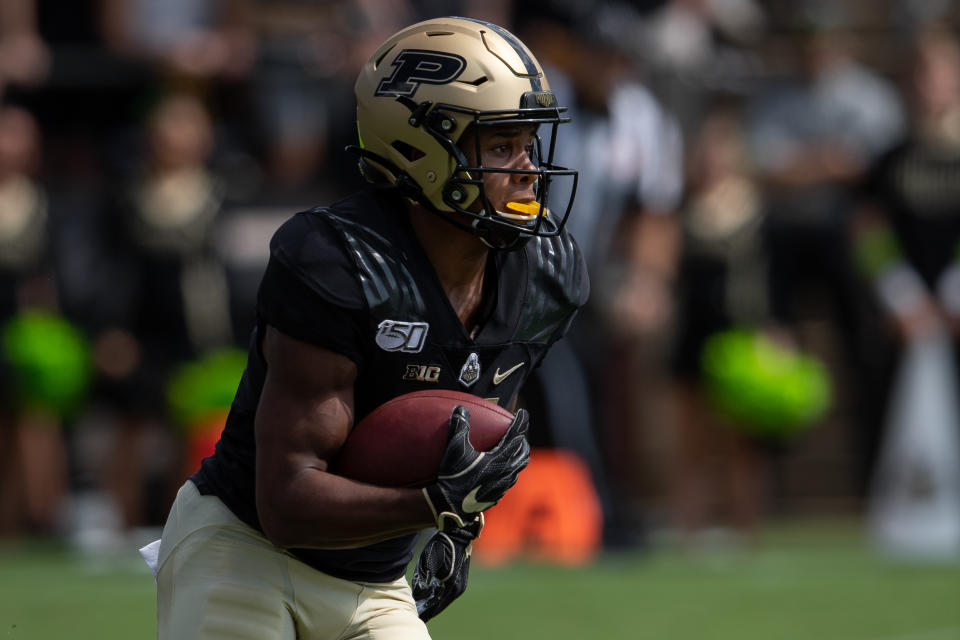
[423, 406, 530, 531]
[412, 514, 484, 622]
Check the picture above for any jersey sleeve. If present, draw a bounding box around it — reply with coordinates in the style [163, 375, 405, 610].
[256, 211, 369, 367]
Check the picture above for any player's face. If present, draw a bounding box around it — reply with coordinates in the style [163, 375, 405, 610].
[470, 124, 539, 215]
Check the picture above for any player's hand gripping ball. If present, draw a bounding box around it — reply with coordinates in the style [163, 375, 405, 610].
[424, 404, 530, 531]
[331, 390, 519, 488]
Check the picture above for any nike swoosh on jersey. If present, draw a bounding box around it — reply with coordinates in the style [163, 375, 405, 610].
[492, 362, 525, 385]
[462, 487, 496, 513]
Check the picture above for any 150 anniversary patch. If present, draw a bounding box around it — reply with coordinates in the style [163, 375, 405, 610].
[375, 319, 429, 353]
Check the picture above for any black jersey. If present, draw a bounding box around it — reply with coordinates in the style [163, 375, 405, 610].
[671, 189, 770, 379]
[192, 189, 588, 582]
[865, 139, 960, 288]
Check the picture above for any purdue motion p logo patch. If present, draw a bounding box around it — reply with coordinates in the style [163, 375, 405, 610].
[376, 320, 429, 353]
[376, 49, 466, 98]
[458, 352, 481, 388]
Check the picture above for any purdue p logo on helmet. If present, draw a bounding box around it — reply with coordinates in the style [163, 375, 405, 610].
[352, 16, 578, 250]
[375, 50, 467, 97]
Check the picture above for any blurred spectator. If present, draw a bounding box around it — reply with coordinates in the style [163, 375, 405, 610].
[517, 0, 684, 546]
[893, 0, 959, 36]
[98, 0, 260, 197]
[640, 0, 767, 133]
[4, 0, 161, 218]
[666, 104, 774, 545]
[0, 107, 46, 314]
[745, 7, 905, 498]
[0, 0, 50, 96]
[0, 105, 69, 536]
[100, 0, 257, 84]
[856, 26, 960, 342]
[247, 0, 413, 194]
[246, 0, 513, 197]
[90, 93, 232, 531]
[854, 26, 960, 487]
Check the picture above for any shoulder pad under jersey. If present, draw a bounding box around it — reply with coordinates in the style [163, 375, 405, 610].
[314, 192, 428, 320]
[515, 230, 589, 343]
[268, 208, 366, 311]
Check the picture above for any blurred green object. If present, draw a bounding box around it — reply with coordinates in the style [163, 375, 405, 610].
[701, 329, 832, 437]
[1, 310, 92, 417]
[166, 348, 246, 430]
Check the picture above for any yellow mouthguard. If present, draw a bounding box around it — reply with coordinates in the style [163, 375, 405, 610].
[499, 201, 546, 222]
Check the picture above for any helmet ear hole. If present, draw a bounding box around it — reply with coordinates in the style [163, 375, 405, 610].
[391, 140, 425, 162]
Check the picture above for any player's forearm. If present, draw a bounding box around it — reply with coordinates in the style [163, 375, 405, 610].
[256, 469, 434, 549]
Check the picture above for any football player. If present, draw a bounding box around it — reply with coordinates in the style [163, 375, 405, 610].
[152, 16, 588, 639]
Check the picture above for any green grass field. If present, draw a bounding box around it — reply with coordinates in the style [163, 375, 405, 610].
[1, 519, 958, 639]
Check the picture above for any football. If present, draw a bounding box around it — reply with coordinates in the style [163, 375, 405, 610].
[331, 390, 516, 488]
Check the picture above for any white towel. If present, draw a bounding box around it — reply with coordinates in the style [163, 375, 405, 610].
[139, 539, 162, 579]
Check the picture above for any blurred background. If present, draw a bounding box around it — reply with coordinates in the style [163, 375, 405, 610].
[2, 0, 960, 637]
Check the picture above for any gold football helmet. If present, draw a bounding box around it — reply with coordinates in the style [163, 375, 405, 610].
[352, 16, 577, 249]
